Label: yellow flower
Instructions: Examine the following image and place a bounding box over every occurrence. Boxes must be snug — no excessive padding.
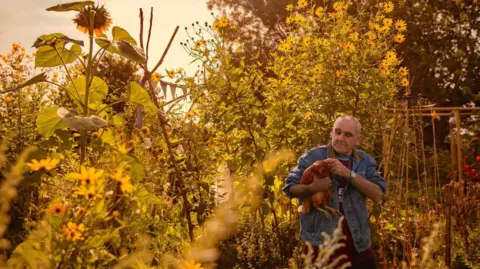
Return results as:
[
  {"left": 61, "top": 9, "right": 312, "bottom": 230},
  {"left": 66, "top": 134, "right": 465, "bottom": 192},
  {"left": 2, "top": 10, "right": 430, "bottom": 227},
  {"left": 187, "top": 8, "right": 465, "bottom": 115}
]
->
[
  {"left": 333, "top": 1, "right": 347, "bottom": 12},
  {"left": 70, "top": 166, "right": 104, "bottom": 186},
  {"left": 46, "top": 199, "right": 66, "bottom": 216},
  {"left": 185, "top": 111, "right": 195, "bottom": 119},
  {"left": 297, "top": 0, "right": 308, "bottom": 8},
  {"left": 349, "top": 32, "right": 359, "bottom": 42},
  {"left": 73, "top": 5, "right": 112, "bottom": 36},
  {"left": 151, "top": 73, "right": 161, "bottom": 83},
  {"left": 110, "top": 169, "right": 134, "bottom": 193},
  {"left": 141, "top": 126, "right": 151, "bottom": 135},
  {"left": 383, "top": 18, "right": 392, "bottom": 29},
  {"left": 336, "top": 69, "right": 346, "bottom": 78},
  {"left": 342, "top": 42, "right": 355, "bottom": 53},
  {"left": 112, "top": 210, "right": 120, "bottom": 218},
  {"left": 315, "top": 7, "right": 324, "bottom": 17},
  {"left": 383, "top": 1, "right": 394, "bottom": 13},
  {"left": 5, "top": 95, "right": 14, "bottom": 103},
  {"left": 167, "top": 69, "right": 176, "bottom": 79},
  {"left": 379, "top": 64, "right": 391, "bottom": 76},
  {"left": 294, "top": 14, "right": 305, "bottom": 24},
  {"left": 431, "top": 111, "right": 440, "bottom": 120},
  {"left": 74, "top": 185, "right": 103, "bottom": 200},
  {"left": 303, "top": 112, "right": 313, "bottom": 119},
  {"left": 399, "top": 66, "right": 409, "bottom": 77},
  {"left": 401, "top": 78, "right": 409, "bottom": 87},
  {"left": 212, "top": 17, "right": 229, "bottom": 30},
  {"left": 395, "top": 20, "right": 407, "bottom": 32},
  {"left": 393, "top": 34, "right": 405, "bottom": 43},
  {"left": 26, "top": 157, "right": 60, "bottom": 171},
  {"left": 385, "top": 50, "right": 397, "bottom": 64},
  {"left": 311, "top": 64, "right": 323, "bottom": 79},
  {"left": 286, "top": 4, "right": 294, "bottom": 11},
  {"left": 286, "top": 15, "right": 294, "bottom": 24},
  {"left": 180, "top": 260, "right": 204, "bottom": 269},
  {"left": 62, "top": 222, "right": 85, "bottom": 241}
]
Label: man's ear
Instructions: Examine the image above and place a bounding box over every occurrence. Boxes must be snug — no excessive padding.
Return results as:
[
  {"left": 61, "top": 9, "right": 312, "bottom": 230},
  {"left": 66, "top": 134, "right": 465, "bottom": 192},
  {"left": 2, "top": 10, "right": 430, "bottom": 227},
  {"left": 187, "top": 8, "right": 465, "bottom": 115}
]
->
[{"left": 356, "top": 134, "right": 362, "bottom": 146}]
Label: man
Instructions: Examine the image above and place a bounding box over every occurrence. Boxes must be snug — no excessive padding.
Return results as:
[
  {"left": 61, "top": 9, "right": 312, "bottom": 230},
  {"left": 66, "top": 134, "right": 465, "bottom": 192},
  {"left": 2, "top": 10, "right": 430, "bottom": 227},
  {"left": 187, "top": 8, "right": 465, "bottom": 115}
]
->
[{"left": 283, "top": 115, "right": 386, "bottom": 269}]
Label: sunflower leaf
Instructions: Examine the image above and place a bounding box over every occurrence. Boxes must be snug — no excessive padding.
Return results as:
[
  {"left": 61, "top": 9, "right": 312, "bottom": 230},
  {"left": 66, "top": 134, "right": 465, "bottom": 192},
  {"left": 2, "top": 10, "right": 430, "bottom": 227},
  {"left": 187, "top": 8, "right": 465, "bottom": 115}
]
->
[
  {"left": 66, "top": 76, "right": 108, "bottom": 109},
  {"left": 2, "top": 72, "right": 48, "bottom": 93},
  {"left": 33, "top": 33, "right": 84, "bottom": 48},
  {"left": 113, "top": 40, "right": 146, "bottom": 65},
  {"left": 46, "top": 1, "right": 94, "bottom": 12},
  {"left": 35, "top": 43, "right": 82, "bottom": 68},
  {"left": 127, "top": 82, "right": 156, "bottom": 114},
  {"left": 37, "top": 106, "right": 68, "bottom": 138},
  {"left": 112, "top": 26, "right": 137, "bottom": 45}
]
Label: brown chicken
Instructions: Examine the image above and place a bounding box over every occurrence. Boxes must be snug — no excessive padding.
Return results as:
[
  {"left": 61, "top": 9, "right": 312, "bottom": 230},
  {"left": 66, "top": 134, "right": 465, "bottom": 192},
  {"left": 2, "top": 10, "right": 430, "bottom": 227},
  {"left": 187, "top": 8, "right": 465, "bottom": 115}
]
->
[{"left": 298, "top": 160, "right": 340, "bottom": 220}]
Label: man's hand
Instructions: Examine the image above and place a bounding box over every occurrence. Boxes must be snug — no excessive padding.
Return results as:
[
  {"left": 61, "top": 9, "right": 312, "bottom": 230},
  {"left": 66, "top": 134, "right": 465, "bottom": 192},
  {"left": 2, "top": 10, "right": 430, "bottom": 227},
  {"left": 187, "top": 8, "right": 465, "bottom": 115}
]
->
[
  {"left": 324, "top": 158, "right": 351, "bottom": 178},
  {"left": 308, "top": 175, "right": 331, "bottom": 193}
]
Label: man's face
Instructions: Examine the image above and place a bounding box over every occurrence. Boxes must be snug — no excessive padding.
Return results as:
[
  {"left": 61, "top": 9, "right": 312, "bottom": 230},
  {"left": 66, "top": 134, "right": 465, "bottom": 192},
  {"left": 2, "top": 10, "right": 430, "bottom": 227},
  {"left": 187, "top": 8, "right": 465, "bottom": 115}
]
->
[{"left": 330, "top": 119, "right": 361, "bottom": 156}]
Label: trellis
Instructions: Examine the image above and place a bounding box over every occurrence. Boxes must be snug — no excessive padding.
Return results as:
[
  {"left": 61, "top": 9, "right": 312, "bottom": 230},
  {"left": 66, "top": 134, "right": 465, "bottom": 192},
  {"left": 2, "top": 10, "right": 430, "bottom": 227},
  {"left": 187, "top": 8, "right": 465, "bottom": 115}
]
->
[{"left": 382, "top": 96, "right": 480, "bottom": 268}]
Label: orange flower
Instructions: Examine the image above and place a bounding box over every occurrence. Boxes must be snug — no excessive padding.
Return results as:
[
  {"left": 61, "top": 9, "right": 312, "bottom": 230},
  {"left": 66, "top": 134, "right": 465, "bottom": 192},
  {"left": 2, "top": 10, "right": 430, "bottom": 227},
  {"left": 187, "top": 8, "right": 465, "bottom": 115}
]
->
[
  {"left": 61, "top": 222, "right": 85, "bottom": 241},
  {"left": 399, "top": 67, "right": 409, "bottom": 77},
  {"left": 393, "top": 34, "right": 405, "bottom": 43},
  {"left": 46, "top": 200, "right": 66, "bottom": 216},
  {"left": 401, "top": 78, "right": 409, "bottom": 87}
]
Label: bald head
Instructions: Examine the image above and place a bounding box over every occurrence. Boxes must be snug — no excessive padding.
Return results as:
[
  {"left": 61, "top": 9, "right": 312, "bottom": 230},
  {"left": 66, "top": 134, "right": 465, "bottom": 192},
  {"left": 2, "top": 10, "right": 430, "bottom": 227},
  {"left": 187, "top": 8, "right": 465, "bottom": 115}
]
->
[{"left": 334, "top": 115, "right": 361, "bottom": 135}]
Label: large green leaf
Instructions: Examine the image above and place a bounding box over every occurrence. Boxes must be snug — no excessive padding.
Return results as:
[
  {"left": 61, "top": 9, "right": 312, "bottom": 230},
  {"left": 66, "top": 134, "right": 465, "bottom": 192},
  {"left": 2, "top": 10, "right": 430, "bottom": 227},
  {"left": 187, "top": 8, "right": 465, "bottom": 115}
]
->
[
  {"left": 67, "top": 76, "right": 108, "bottom": 109},
  {"left": 128, "top": 82, "right": 156, "bottom": 114},
  {"left": 95, "top": 33, "right": 144, "bottom": 65},
  {"left": 32, "top": 33, "right": 84, "bottom": 48},
  {"left": 100, "top": 128, "right": 115, "bottom": 146},
  {"left": 112, "top": 26, "right": 137, "bottom": 45},
  {"left": 37, "top": 107, "right": 68, "bottom": 138},
  {"left": 46, "top": 1, "right": 94, "bottom": 12},
  {"left": 113, "top": 40, "right": 146, "bottom": 65},
  {"left": 35, "top": 44, "right": 82, "bottom": 68},
  {"left": 95, "top": 35, "right": 119, "bottom": 54}
]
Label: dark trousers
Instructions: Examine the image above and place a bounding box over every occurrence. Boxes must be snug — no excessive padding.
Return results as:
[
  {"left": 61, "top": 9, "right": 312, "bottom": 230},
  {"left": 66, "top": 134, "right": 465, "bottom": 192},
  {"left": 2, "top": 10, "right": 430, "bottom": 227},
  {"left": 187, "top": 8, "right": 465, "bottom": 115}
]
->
[{"left": 349, "top": 257, "right": 377, "bottom": 269}]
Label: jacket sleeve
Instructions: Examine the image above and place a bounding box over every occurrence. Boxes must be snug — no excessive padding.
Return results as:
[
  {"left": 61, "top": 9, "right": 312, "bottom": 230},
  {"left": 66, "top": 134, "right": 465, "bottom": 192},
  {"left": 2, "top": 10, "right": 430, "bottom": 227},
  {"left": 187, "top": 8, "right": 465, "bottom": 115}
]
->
[
  {"left": 365, "top": 155, "right": 387, "bottom": 193},
  {"left": 282, "top": 149, "right": 316, "bottom": 199}
]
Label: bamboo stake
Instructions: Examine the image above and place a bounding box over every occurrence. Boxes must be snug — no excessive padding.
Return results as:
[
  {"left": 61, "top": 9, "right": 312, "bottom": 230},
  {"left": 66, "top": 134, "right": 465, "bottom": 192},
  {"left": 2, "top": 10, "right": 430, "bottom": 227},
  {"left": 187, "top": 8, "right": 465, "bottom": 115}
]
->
[
  {"left": 454, "top": 110, "right": 463, "bottom": 182},
  {"left": 404, "top": 109, "right": 411, "bottom": 263}
]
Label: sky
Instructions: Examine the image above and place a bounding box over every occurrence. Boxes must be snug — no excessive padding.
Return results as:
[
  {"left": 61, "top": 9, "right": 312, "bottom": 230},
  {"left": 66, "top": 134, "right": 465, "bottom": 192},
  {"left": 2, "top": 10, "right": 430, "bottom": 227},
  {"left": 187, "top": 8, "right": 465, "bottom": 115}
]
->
[{"left": 0, "top": 0, "right": 214, "bottom": 76}]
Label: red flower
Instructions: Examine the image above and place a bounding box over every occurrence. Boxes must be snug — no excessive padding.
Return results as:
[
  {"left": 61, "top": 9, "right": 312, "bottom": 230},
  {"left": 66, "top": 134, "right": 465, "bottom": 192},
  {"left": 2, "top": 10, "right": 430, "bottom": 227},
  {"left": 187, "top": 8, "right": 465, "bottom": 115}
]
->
[
  {"left": 463, "top": 165, "right": 471, "bottom": 172},
  {"left": 476, "top": 155, "right": 480, "bottom": 162}
]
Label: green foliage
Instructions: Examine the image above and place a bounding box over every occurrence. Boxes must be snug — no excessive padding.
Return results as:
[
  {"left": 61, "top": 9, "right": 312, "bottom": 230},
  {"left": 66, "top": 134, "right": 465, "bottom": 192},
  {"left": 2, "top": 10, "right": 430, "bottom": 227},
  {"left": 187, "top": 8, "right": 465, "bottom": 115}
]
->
[
  {"left": 127, "top": 82, "right": 156, "bottom": 114},
  {"left": 36, "top": 106, "right": 68, "bottom": 138},
  {"left": 35, "top": 43, "right": 82, "bottom": 68}
]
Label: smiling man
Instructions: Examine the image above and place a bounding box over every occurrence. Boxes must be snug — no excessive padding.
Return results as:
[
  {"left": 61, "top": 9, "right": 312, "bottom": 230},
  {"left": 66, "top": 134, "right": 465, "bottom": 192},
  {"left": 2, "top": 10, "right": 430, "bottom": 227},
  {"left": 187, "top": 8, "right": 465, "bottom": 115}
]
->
[{"left": 283, "top": 115, "right": 386, "bottom": 269}]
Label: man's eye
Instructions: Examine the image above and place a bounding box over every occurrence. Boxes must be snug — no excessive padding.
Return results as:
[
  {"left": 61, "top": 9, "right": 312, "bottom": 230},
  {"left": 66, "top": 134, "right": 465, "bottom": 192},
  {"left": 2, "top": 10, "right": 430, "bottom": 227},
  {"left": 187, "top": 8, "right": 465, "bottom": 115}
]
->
[
  {"left": 346, "top": 134, "right": 352, "bottom": 137},
  {"left": 335, "top": 131, "right": 341, "bottom": 134}
]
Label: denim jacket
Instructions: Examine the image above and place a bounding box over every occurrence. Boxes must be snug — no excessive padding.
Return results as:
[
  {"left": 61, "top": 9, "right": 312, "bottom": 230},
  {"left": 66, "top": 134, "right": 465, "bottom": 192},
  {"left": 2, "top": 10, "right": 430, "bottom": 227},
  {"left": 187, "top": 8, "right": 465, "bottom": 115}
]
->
[{"left": 282, "top": 144, "right": 387, "bottom": 253}]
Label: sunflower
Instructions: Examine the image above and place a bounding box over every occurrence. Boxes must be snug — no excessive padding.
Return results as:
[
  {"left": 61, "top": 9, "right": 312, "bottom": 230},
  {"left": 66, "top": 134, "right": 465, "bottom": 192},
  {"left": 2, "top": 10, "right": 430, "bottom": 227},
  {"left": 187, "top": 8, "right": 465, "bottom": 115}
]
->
[
  {"left": 401, "top": 78, "right": 409, "bottom": 87},
  {"left": 73, "top": 5, "right": 112, "bottom": 36}
]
